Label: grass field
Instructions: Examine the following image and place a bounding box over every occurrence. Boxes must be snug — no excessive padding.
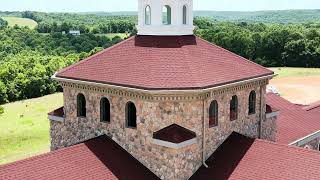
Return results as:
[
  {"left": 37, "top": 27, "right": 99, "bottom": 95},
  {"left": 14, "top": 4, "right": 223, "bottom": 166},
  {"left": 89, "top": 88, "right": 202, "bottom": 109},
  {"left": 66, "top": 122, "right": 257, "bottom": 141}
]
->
[
  {"left": 97, "top": 33, "right": 129, "bottom": 39},
  {"left": 269, "top": 67, "right": 320, "bottom": 104},
  {"left": 269, "top": 67, "right": 320, "bottom": 78},
  {"left": 1, "top": 17, "right": 38, "bottom": 29},
  {"left": 0, "top": 93, "right": 62, "bottom": 165}
]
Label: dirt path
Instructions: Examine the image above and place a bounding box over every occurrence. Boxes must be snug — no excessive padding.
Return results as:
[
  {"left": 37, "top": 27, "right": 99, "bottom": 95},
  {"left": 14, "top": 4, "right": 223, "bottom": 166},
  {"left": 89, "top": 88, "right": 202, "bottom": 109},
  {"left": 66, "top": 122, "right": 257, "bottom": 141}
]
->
[{"left": 270, "top": 76, "right": 320, "bottom": 105}]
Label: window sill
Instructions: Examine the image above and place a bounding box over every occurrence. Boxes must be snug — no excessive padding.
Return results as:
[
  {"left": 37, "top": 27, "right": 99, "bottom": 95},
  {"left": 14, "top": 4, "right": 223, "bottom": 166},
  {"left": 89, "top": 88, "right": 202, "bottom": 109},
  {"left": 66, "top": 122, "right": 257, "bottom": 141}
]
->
[
  {"left": 101, "top": 121, "right": 110, "bottom": 124},
  {"left": 209, "top": 125, "right": 218, "bottom": 128},
  {"left": 126, "top": 126, "right": 137, "bottom": 130}
]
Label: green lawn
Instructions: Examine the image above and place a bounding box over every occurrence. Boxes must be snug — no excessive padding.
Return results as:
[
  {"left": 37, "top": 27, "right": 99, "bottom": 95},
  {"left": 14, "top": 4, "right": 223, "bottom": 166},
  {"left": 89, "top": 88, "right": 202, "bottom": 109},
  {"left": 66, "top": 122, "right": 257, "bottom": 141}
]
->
[
  {"left": 1, "top": 17, "right": 38, "bottom": 29},
  {"left": 0, "top": 93, "right": 63, "bottom": 165},
  {"left": 269, "top": 67, "right": 320, "bottom": 78}
]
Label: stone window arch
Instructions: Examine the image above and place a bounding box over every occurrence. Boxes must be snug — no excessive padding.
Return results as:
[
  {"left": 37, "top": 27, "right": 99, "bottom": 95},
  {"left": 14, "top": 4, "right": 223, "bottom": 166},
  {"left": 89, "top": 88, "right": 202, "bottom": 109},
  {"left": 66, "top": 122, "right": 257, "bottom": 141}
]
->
[
  {"left": 183, "top": 5, "right": 187, "bottom": 25},
  {"left": 248, "top": 91, "right": 256, "bottom": 115},
  {"left": 145, "top": 5, "right": 151, "bottom": 25},
  {"left": 126, "top": 101, "right": 137, "bottom": 128},
  {"left": 162, "top": 5, "right": 172, "bottom": 25},
  {"left": 100, "top": 97, "right": 110, "bottom": 122},
  {"left": 230, "top": 95, "right": 238, "bottom": 121},
  {"left": 77, "top": 93, "right": 86, "bottom": 117},
  {"left": 209, "top": 100, "right": 218, "bottom": 127}
]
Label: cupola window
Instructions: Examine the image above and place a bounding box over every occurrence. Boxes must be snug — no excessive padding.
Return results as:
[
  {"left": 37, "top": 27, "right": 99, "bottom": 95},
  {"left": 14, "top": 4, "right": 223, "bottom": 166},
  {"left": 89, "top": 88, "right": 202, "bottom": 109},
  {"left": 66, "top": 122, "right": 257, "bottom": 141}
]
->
[
  {"left": 126, "top": 101, "right": 137, "bottom": 128},
  {"left": 183, "top": 5, "right": 187, "bottom": 25},
  {"left": 77, "top": 93, "right": 86, "bottom": 117},
  {"left": 162, "top": 5, "right": 172, "bottom": 25},
  {"left": 145, "top": 5, "right": 151, "bottom": 25},
  {"left": 230, "top": 95, "right": 238, "bottom": 121}
]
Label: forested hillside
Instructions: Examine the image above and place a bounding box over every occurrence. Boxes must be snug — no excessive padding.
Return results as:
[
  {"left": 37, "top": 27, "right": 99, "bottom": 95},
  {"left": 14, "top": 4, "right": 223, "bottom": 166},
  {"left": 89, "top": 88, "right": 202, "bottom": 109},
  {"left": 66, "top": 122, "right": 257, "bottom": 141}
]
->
[{"left": 0, "top": 25, "right": 123, "bottom": 104}]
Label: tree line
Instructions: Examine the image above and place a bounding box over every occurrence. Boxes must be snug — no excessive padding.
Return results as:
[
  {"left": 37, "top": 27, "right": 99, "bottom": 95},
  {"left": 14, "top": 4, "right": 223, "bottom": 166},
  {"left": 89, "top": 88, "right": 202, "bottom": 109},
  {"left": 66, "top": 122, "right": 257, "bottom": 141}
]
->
[
  {"left": 0, "top": 26, "right": 124, "bottom": 104},
  {"left": 194, "top": 18, "right": 320, "bottom": 67}
]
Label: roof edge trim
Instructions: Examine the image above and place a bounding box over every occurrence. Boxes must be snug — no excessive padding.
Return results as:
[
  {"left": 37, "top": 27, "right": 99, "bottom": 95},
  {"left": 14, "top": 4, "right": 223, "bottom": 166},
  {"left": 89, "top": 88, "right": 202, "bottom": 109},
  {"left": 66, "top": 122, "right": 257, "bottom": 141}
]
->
[
  {"left": 289, "top": 129, "right": 320, "bottom": 146},
  {"left": 51, "top": 73, "right": 275, "bottom": 95}
]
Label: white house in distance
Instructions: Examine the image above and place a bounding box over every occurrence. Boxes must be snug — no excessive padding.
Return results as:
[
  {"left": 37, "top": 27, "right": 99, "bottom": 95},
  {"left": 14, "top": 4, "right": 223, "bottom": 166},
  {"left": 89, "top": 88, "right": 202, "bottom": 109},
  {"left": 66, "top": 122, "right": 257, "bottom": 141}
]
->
[{"left": 1, "top": 0, "right": 320, "bottom": 179}]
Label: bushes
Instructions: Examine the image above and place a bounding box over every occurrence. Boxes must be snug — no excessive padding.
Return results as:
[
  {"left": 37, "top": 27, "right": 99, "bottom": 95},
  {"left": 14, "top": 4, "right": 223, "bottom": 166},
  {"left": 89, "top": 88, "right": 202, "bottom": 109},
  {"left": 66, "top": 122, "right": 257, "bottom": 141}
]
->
[{"left": 0, "top": 106, "right": 4, "bottom": 115}]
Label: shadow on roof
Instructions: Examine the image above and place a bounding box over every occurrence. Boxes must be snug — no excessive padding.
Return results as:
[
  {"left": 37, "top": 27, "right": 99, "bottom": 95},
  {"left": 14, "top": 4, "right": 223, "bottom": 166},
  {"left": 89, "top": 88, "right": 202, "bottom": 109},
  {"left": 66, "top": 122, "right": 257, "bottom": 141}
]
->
[
  {"left": 134, "top": 35, "right": 197, "bottom": 48},
  {"left": 190, "top": 132, "right": 255, "bottom": 180},
  {"left": 84, "top": 135, "right": 160, "bottom": 180}
]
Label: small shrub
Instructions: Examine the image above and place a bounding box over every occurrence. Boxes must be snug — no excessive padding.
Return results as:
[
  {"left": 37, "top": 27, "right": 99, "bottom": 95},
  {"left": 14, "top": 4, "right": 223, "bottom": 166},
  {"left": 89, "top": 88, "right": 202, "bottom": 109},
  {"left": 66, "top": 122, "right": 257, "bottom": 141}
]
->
[{"left": 0, "top": 106, "right": 4, "bottom": 115}]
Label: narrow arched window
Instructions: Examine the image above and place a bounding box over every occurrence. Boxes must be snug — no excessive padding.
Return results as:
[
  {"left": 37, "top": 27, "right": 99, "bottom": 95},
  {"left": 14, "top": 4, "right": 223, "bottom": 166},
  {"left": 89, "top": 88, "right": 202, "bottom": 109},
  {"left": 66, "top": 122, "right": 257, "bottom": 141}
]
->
[
  {"left": 162, "top": 5, "right": 172, "bottom": 25},
  {"left": 183, "top": 5, "right": 187, "bottom": 25},
  {"left": 100, "top": 97, "right": 110, "bottom": 122},
  {"left": 77, "top": 93, "right": 86, "bottom": 117},
  {"left": 230, "top": 95, "right": 238, "bottom": 121},
  {"left": 249, "top": 91, "right": 256, "bottom": 115},
  {"left": 145, "top": 5, "right": 151, "bottom": 25},
  {"left": 209, "top": 100, "right": 218, "bottom": 127},
  {"left": 126, "top": 101, "right": 137, "bottom": 128}
]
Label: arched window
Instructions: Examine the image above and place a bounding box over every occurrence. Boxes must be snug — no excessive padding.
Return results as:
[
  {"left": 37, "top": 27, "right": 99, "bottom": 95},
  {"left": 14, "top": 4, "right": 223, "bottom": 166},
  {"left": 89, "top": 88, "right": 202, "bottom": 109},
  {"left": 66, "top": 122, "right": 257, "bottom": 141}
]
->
[
  {"left": 126, "top": 101, "right": 137, "bottom": 128},
  {"left": 230, "top": 95, "right": 238, "bottom": 121},
  {"left": 183, "top": 5, "right": 187, "bottom": 25},
  {"left": 77, "top": 93, "right": 86, "bottom": 117},
  {"left": 100, "top": 97, "right": 110, "bottom": 122},
  {"left": 162, "top": 5, "right": 172, "bottom": 25},
  {"left": 209, "top": 100, "right": 218, "bottom": 127},
  {"left": 145, "top": 5, "right": 151, "bottom": 25},
  {"left": 248, "top": 91, "right": 256, "bottom": 115}
]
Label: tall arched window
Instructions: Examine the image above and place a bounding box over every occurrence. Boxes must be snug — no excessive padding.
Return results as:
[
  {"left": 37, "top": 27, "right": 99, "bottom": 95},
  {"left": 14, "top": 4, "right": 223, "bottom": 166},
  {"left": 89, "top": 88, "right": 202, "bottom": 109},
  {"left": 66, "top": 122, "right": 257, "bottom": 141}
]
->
[
  {"left": 126, "top": 101, "right": 137, "bottom": 128},
  {"left": 162, "top": 5, "right": 172, "bottom": 25},
  {"left": 100, "top": 97, "right": 110, "bottom": 122},
  {"left": 77, "top": 93, "right": 86, "bottom": 117},
  {"left": 183, "top": 5, "right": 187, "bottom": 25},
  {"left": 248, "top": 91, "right": 256, "bottom": 115},
  {"left": 230, "top": 95, "right": 238, "bottom": 121},
  {"left": 209, "top": 100, "right": 218, "bottom": 127},
  {"left": 145, "top": 5, "right": 151, "bottom": 25}
]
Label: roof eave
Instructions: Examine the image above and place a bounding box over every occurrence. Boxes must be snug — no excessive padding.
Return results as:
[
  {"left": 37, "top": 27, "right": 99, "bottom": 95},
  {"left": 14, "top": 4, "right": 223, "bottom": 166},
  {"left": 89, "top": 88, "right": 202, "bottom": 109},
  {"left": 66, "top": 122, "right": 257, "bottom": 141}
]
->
[{"left": 52, "top": 72, "right": 275, "bottom": 95}]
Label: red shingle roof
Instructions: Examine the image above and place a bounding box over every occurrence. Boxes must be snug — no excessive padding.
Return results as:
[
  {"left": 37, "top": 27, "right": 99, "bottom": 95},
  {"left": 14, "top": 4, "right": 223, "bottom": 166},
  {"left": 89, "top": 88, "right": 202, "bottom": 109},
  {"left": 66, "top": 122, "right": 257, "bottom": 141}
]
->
[
  {"left": 266, "top": 93, "right": 320, "bottom": 144},
  {"left": 153, "top": 124, "right": 196, "bottom": 143},
  {"left": 0, "top": 135, "right": 159, "bottom": 180},
  {"left": 48, "top": 106, "right": 64, "bottom": 117},
  {"left": 56, "top": 35, "right": 273, "bottom": 90},
  {"left": 191, "top": 132, "right": 320, "bottom": 180}
]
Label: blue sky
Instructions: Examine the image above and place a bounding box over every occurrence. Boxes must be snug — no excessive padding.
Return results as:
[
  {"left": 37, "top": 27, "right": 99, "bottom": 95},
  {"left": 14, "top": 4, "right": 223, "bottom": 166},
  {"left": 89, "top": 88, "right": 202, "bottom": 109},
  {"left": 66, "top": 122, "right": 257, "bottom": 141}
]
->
[{"left": 1, "top": 0, "right": 320, "bottom": 12}]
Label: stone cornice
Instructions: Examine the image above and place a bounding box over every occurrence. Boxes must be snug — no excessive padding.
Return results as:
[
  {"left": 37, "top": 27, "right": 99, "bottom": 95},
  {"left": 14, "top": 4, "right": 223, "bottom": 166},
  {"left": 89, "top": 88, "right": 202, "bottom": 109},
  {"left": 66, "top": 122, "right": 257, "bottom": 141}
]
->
[{"left": 58, "top": 78, "right": 269, "bottom": 101}]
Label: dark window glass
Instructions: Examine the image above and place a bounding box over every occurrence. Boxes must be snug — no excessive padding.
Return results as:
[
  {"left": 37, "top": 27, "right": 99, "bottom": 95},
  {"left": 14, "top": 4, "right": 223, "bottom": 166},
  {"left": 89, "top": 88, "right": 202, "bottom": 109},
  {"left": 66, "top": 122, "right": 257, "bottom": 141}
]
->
[
  {"left": 230, "top": 95, "right": 238, "bottom": 121},
  {"left": 100, "top": 97, "right": 110, "bottom": 122},
  {"left": 77, "top": 93, "right": 86, "bottom": 117},
  {"left": 126, "top": 102, "right": 137, "bottom": 128},
  {"left": 249, "top": 91, "right": 256, "bottom": 115},
  {"left": 209, "top": 100, "right": 218, "bottom": 127}
]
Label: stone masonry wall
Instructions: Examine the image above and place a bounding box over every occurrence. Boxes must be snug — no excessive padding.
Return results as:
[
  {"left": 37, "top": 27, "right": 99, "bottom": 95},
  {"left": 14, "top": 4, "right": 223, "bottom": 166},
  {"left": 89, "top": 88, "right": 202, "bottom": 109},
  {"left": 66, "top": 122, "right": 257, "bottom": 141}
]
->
[
  {"left": 50, "top": 81, "right": 272, "bottom": 180},
  {"left": 262, "top": 113, "right": 277, "bottom": 142}
]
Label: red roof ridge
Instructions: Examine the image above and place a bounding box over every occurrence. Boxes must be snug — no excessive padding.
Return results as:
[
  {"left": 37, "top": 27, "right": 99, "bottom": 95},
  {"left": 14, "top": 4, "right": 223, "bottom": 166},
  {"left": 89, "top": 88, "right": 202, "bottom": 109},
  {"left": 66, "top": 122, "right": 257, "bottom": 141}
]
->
[
  {"left": 195, "top": 36, "right": 274, "bottom": 75},
  {"left": 0, "top": 141, "right": 85, "bottom": 169},
  {"left": 256, "top": 135, "right": 320, "bottom": 155},
  {"left": 57, "top": 36, "right": 135, "bottom": 75},
  {"left": 303, "top": 100, "right": 320, "bottom": 111}
]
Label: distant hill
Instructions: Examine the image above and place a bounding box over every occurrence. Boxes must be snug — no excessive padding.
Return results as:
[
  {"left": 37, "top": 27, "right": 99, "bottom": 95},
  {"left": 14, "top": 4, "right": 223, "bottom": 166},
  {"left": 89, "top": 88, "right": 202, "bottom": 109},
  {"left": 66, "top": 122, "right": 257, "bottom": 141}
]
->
[
  {"left": 1, "top": 17, "right": 38, "bottom": 29},
  {"left": 81, "top": 9, "right": 320, "bottom": 24}
]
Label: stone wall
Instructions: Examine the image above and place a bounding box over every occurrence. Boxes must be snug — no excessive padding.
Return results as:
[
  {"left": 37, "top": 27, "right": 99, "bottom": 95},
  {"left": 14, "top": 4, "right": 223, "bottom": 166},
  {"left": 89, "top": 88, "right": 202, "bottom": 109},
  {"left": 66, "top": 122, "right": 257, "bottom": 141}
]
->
[
  {"left": 299, "top": 137, "right": 320, "bottom": 150},
  {"left": 50, "top": 80, "right": 271, "bottom": 180},
  {"left": 261, "top": 112, "right": 278, "bottom": 142}
]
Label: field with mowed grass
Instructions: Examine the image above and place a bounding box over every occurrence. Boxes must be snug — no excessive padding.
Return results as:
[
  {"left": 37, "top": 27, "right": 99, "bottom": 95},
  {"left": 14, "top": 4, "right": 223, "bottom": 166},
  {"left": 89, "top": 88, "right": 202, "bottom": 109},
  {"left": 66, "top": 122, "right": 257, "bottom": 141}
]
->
[
  {"left": 269, "top": 68, "right": 320, "bottom": 104},
  {"left": 1, "top": 17, "right": 38, "bottom": 29},
  {"left": 0, "top": 93, "right": 63, "bottom": 165}
]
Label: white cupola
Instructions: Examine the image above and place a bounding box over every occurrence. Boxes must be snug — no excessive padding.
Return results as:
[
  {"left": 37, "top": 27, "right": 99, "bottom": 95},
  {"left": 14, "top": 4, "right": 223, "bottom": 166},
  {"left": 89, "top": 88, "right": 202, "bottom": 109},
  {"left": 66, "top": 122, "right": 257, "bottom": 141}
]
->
[{"left": 137, "top": 0, "right": 195, "bottom": 36}]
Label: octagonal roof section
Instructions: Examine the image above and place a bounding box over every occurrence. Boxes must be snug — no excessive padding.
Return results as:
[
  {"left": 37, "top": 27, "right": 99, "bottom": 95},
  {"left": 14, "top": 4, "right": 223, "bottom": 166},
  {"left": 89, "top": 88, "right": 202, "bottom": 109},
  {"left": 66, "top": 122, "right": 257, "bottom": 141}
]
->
[{"left": 55, "top": 35, "right": 274, "bottom": 90}]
